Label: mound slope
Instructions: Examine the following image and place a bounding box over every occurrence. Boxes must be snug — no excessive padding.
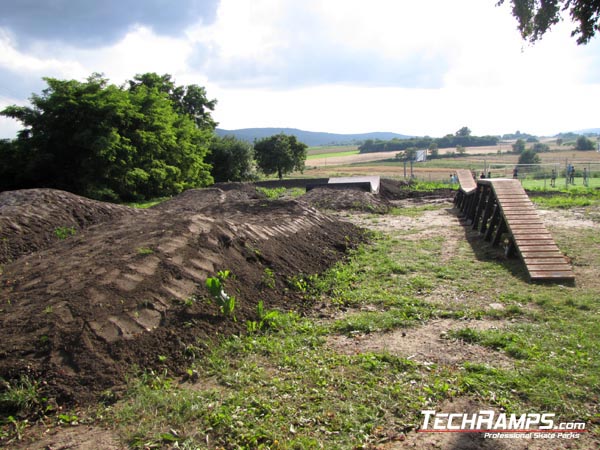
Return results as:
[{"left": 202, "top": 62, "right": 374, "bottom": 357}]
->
[
  {"left": 0, "top": 186, "right": 364, "bottom": 406},
  {"left": 0, "top": 189, "right": 143, "bottom": 265}
]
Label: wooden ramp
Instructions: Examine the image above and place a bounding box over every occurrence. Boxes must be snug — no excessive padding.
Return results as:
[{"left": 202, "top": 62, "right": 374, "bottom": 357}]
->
[
  {"left": 455, "top": 176, "right": 574, "bottom": 282},
  {"left": 453, "top": 169, "right": 477, "bottom": 215}
]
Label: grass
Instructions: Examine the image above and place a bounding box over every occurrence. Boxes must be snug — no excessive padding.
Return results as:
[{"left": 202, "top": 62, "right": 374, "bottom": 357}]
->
[
  {"left": 307, "top": 145, "right": 359, "bottom": 156},
  {"left": 126, "top": 197, "right": 170, "bottom": 209},
  {"left": 307, "top": 150, "right": 360, "bottom": 160},
  {"left": 256, "top": 186, "right": 305, "bottom": 200},
  {"left": 53, "top": 226, "right": 76, "bottom": 240},
  {"left": 527, "top": 185, "right": 600, "bottom": 209}
]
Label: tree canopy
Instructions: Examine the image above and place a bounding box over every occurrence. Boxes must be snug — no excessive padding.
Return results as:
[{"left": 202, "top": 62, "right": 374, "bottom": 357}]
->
[
  {"left": 498, "top": 0, "right": 600, "bottom": 44},
  {"left": 359, "top": 132, "right": 498, "bottom": 154},
  {"left": 254, "top": 133, "right": 307, "bottom": 180},
  {"left": 575, "top": 135, "right": 596, "bottom": 150},
  {"left": 0, "top": 73, "right": 216, "bottom": 201},
  {"left": 518, "top": 148, "right": 541, "bottom": 165},
  {"left": 207, "top": 135, "right": 256, "bottom": 182}
]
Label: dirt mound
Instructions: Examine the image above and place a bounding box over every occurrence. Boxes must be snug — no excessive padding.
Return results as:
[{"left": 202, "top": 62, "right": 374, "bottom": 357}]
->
[
  {"left": 0, "top": 187, "right": 364, "bottom": 408},
  {"left": 379, "top": 178, "right": 455, "bottom": 201},
  {"left": 0, "top": 189, "right": 142, "bottom": 265},
  {"left": 300, "top": 186, "right": 391, "bottom": 213}
]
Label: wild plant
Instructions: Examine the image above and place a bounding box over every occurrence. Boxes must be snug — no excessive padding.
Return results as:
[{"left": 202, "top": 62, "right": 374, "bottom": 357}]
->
[
  {"left": 206, "top": 270, "right": 236, "bottom": 320},
  {"left": 53, "top": 226, "right": 76, "bottom": 240},
  {"left": 246, "top": 300, "right": 281, "bottom": 333}
]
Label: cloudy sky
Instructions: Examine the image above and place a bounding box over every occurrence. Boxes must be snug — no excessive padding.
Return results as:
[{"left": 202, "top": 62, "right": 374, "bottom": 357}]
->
[{"left": 1, "top": 0, "right": 599, "bottom": 139}]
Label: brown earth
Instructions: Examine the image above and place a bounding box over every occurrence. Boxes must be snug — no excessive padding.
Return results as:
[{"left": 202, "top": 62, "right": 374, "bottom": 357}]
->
[
  {"left": 298, "top": 179, "right": 455, "bottom": 214},
  {"left": 0, "top": 184, "right": 367, "bottom": 410}
]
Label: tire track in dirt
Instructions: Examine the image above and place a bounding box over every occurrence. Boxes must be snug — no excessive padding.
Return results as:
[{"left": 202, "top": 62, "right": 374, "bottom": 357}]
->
[{"left": 0, "top": 186, "right": 364, "bottom": 405}]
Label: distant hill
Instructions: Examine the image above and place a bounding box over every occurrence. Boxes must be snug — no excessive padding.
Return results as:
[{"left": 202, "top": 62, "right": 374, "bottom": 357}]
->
[
  {"left": 572, "top": 128, "right": 600, "bottom": 135},
  {"left": 215, "top": 127, "right": 412, "bottom": 147}
]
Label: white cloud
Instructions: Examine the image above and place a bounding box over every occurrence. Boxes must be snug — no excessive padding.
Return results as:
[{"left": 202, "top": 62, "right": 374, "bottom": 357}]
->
[
  {"left": 0, "top": 29, "right": 87, "bottom": 80},
  {"left": 1, "top": 0, "right": 600, "bottom": 139}
]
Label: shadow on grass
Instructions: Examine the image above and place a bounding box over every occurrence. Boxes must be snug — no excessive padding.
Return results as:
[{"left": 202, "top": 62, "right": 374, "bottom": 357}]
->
[{"left": 446, "top": 207, "right": 530, "bottom": 283}]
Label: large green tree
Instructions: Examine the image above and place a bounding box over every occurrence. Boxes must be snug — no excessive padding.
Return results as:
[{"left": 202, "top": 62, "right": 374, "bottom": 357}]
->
[
  {"left": 518, "top": 148, "right": 541, "bottom": 165},
  {"left": 254, "top": 134, "right": 307, "bottom": 180},
  {"left": 207, "top": 135, "right": 255, "bottom": 182},
  {"left": 575, "top": 135, "right": 596, "bottom": 150},
  {"left": 498, "top": 0, "right": 600, "bottom": 44},
  {"left": 0, "top": 73, "right": 216, "bottom": 200}
]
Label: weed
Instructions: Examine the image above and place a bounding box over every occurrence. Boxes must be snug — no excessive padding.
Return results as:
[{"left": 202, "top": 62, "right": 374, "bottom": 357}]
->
[
  {"left": 136, "top": 247, "right": 154, "bottom": 255},
  {"left": 57, "top": 413, "right": 79, "bottom": 425},
  {"left": 126, "top": 197, "right": 170, "bottom": 209},
  {"left": 261, "top": 267, "right": 276, "bottom": 289},
  {"left": 4, "top": 416, "right": 28, "bottom": 441},
  {"left": 206, "top": 270, "right": 236, "bottom": 320},
  {"left": 256, "top": 186, "right": 287, "bottom": 199},
  {"left": 0, "top": 376, "right": 44, "bottom": 417},
  {"left": 53, "top": 226, "right": 76, "bottom": 240},
  {"left": 246, "top": 300, "right": 283, "bottom": 333}
]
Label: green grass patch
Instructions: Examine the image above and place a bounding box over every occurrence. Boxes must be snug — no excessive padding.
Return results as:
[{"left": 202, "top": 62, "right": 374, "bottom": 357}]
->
[
  {"left": 126, "top": 197, "right": 170, "bottom": 209},
  {"left": 109, "top": 317, "right": 458, "bottom": 449},
  {"left": 307, "top": 150, "right": 360, "bottom": 160},
  {"left": 528, "top": 186, "right": 600, "bottom": 209},
  {"left": 307, "top": 145, "right": 359, "bottom": 156},
  {"left": 256, "top": 186, "right": 305, "bottom": 199},
  {"left": 53, "top": 226, "right": 76, "bottom": 240}
]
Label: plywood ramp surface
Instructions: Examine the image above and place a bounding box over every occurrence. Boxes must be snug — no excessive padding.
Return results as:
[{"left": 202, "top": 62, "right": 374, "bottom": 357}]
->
[{"left": 489, "top": 179, "right": 574, "bottom": 282}]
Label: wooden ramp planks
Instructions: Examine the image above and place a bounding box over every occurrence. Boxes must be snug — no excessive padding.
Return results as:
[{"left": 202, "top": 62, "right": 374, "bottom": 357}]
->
[
  {"left": 455, "top": 169, "right": 477, "bottom": 194},
  {"left": 488, "top": 179, "right": 574, "bottom": 282},
  {"left": 454, "top": 175, "right": 574, "bottom": 283},
  {"left": 453, "top": 170, "right": 478, "bottom": 215}
]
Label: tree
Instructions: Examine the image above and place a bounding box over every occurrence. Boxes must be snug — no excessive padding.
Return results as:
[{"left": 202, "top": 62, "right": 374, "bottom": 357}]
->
[
  {"left": 518, "top": 149, "right": 541, "bottom": 165},
  {"left": 128, "top": 73, "right": 217, "bottom": 130},
  {"left": 207, "top": 135, "right": 255, "bottom": 182},
  {"left": 456, "top": 145, "right": 466, "bottom": 155},
  {"left": 575, "top": 135, "right": 595, "bottom": 150},
  {"left": 532, "top": 142, "right": 550, "bottom": 152},
  {"left": 428, "top": 142, "right": 439, "bottom": 158},
  {"left": 497, "top": 0, "right": 600, "bottom": 44},
  {"left": 395, "top": 147, "right": 417, "bottom": 161},
  {"left": 1, "top": 73, "right": 216, "bottom": 200},
  {"left": 456, "top": 126, "right": 471, "bottom": 137},
  {"left": 512, "top": 139, "right": 526, "bottom": 154},
  {"left": 254, "top": 134, "right": 307, "bottom": 180}
]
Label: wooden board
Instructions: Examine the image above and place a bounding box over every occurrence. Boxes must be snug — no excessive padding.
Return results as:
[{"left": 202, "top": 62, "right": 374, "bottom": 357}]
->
[
  {"left": 482, "top": 179, "right": 575, "bottom": 282},
  {"left": 456, "top": 169, "right": 477, "bottom": 193}
]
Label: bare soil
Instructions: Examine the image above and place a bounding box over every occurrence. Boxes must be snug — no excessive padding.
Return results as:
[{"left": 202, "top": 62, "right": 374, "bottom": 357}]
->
[{"left": 0, "top": 185, "right": 366, "bottom": 409}]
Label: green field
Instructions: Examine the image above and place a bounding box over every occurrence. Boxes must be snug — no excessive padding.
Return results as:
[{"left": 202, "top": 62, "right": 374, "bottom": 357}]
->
[
  {"left": 306, "top": 150, "right": 360, "bottom": 160},
  {"left": 307, "top": 145, "right": 359, "bottom": 157}
]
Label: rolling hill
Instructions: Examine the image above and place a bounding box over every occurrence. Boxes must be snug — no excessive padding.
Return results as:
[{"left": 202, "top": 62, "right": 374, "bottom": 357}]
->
[{"left": 215, "top": 127, "right": 412, "bottom": 147}]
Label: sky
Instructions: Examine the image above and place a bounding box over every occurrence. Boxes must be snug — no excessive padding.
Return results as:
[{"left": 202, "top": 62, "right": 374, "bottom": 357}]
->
[{"left": 1, "top": 0, "right": 600, "bottom": 139}]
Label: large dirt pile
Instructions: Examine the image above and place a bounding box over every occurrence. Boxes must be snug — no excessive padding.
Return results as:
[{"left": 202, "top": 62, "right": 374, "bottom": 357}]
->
[
  {"left": 0, "top": 189, "right": 143, "bottom": 265},
  {"left": 301, "top": 187, "right": 392, "bottom": 213},
  {"left": 0, "top": 186, "right": 364, "bottom": 407}
]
